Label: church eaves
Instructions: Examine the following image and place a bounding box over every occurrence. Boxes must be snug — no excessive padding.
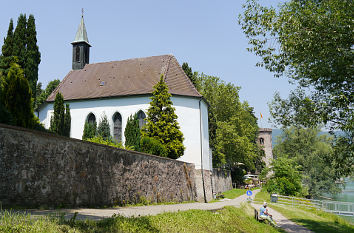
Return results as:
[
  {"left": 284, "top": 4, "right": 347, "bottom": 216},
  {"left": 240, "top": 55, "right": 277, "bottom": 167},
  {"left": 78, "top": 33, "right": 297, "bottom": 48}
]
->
[{"left": 72, "top": 15, "right": 90, "bottom": 45}]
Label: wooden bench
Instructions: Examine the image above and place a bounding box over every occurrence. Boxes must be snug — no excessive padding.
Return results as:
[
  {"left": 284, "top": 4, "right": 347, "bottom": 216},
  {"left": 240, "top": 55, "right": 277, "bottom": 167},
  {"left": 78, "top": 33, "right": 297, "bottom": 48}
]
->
[{"left": 254, "top": 209, "right": 265, "bottom": 223}]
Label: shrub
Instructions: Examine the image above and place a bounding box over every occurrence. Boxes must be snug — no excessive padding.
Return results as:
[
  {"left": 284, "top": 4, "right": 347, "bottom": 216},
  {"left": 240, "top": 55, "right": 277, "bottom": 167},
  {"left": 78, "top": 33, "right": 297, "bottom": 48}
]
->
[{"left": 140, "top": 136, "right": 168, "bottom": 157}]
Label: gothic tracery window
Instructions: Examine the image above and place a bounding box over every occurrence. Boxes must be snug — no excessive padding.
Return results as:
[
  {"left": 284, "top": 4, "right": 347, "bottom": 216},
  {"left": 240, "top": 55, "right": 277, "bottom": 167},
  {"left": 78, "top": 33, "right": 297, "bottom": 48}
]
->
[
  {"left": 87, "top": 113, "right": 96, "bottom": 125},
  {"left": 113, "top": 112, "right": 122, "bottom": 142},
  {"left": 137, "top": 110, "right": 146, "bottom": 129}
]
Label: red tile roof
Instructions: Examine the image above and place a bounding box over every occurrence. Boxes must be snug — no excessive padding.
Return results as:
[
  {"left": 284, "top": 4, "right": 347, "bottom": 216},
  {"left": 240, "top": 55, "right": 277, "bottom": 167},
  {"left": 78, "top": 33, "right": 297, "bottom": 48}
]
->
[{"left": 47, "top": 55, "right": 201, "bottom": 102}]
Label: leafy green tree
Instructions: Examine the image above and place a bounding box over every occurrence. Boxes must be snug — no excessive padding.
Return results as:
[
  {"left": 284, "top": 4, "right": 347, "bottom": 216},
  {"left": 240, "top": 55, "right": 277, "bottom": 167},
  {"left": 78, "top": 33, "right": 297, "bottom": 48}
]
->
[
  {"left": 35, "top": 79, "right": 60, "bottom": 112},
  {"left": 182, "top": 62, "right": 197, "bottom": 87},
  {"left": 142, "top": 75, "right": 185, "bottom": 159},
  {"left": 272, "top": 127, "right": 342, "bottom": 197},
  {"left": 64, "top": 104, "right": 71, "bottom": 137},
  {"left": 124, "top": 114, "right": 141, "bottom": 151},
  {"left": 239, "top": 0, "right": 353, "bottom": 133},
  {"left": 25, "top": 15, "right": 41, "bottom": 101},
  {"left": 82, "top": 121, "right": 96, "bottom": 140},
  {"left": 97, "top": 113, "right": 111, "bottom": 141},
  {"left": 0, "top": 62, "right": 34, "bottom": 128},
  {"left": 195, "top": 74, "right": 261, "bottom": 173},
  {"left": 266, "top": 156, "right": 302, "bottom": 196}
]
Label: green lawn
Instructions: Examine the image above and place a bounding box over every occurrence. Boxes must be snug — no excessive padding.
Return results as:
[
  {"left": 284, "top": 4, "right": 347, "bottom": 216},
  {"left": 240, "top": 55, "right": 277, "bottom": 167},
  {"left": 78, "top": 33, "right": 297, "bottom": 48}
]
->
[
  {"left": 254, "top": 190, "right": 354, "bottom": 233},
  {"left": 0, "top": 204, "right": 283, "bottom": 233}
]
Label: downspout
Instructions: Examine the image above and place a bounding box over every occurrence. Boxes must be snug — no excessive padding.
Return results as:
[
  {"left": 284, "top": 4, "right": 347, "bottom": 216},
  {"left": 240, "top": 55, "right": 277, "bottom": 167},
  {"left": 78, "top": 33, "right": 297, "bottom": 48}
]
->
[{"left": 199, "top": 98, "right": 207, "bottom": 203}]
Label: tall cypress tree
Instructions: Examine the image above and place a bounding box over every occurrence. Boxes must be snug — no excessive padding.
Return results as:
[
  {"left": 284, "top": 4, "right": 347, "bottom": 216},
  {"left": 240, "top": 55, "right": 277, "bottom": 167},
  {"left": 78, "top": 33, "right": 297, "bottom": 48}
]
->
[
  {"left": 64, "top": 104, "right": 71, "bottom": 137},
  {"left": 25, "top": 15, "right": 41, "bottom": 100},
  {"left": 124, "top": 114, "right": 141, "bottom": 151},
  {"left": 0, "top": 19, "right": 15, "bottom": 75},
  {"left": 12, "top": 14, "right": 27, "bottom": 69},
  {"left": 50, "top": 92, "right": 65, "bottom": 136},
  {"left": 142, "top": 75, "right": 185, "bottom": 159},
  {"left": 2, "top": 19, "right": 14, "bottom": 57}
]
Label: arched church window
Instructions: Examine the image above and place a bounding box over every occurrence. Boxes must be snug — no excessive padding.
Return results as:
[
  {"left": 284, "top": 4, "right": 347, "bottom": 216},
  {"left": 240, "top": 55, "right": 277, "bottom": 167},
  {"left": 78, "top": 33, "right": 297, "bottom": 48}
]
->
[
  {"left": 75, "top": 46, "right": 80, "bottom": 62},
  {"left": 259, "top": 137, "right": 264, "bottom": 145},
  {"left": 137, "top": 110, "right": 146, "bottom": 129},
  {"left": 113, "top": 112, "right": 122, "bottom": 142},
  {"left": 87, "top": 113, "right": 96, "bottom": 125}
]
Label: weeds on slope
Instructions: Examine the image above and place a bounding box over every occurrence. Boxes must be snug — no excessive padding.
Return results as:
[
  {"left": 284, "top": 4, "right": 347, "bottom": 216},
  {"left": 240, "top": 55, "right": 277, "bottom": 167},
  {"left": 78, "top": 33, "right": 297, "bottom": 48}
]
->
[{"left": 0, "top": 204, "right": 282, "bottom": 233}]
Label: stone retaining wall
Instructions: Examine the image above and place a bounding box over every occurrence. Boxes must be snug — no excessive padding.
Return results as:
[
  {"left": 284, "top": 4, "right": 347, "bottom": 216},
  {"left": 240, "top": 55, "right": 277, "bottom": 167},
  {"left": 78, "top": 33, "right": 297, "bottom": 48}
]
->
[
  {"left": 0, "top": 124, "right": 197, "bottom": 207},
  {"left": 212, "top": 168, "right": 232, "bottom": 194}
]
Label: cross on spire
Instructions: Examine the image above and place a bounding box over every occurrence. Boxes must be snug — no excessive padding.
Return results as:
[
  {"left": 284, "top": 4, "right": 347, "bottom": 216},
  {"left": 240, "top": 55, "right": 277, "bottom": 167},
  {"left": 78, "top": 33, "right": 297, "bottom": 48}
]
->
[{"left": 82, "top": 8, "right": 84, "bottom": 17}]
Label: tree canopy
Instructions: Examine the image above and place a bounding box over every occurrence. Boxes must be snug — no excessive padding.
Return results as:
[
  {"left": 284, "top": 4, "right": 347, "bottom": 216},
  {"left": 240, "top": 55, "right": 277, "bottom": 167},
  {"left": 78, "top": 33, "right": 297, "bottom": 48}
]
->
[
  {"left": 270, "top": 127, "right": 342, "bottom": 198},
  {"left": 239, "top": 0, "right": 353, "bottom": 134},
  {"left": 194, "top": 73, "right": 262, "bottom": 175},
  {"left": 124, "top": 114, "right": 141, "bottom": 151},
  {"left": 50, "top": 92, "right": 70, "bottom": 137}
]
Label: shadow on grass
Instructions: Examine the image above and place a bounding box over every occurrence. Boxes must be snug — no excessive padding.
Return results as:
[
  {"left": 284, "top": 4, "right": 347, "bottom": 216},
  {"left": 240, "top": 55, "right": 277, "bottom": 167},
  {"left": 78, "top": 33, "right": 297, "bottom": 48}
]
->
[
  {"left": 291, "top": 218, "right": 354, "bottom": 233},
  {"left": 62, "top": 214, "right": 160, "bottom": 233}
]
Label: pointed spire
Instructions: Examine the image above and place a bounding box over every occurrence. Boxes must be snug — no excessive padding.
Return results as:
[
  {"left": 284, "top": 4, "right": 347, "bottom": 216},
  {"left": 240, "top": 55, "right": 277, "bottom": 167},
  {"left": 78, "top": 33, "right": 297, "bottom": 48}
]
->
[{"left": 72, "top": 9, "right": 90, "bottom": 46}]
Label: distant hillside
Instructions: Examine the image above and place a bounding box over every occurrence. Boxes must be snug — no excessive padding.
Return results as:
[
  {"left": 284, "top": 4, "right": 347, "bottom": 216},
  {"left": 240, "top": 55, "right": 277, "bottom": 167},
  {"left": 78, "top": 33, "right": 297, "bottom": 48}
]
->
[
  {"left": 271, "top": 128, "right": 282, "bottom": 146},
  {"left": 271, "top": 128, "right": 344, "bottom": 146}
]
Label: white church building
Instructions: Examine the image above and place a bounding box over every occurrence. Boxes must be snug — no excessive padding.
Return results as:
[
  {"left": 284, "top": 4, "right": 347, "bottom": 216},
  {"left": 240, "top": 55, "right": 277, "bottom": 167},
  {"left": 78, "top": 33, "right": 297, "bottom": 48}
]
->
[{"left": 38, "top": 15, "right": 212, "bottom": 181}]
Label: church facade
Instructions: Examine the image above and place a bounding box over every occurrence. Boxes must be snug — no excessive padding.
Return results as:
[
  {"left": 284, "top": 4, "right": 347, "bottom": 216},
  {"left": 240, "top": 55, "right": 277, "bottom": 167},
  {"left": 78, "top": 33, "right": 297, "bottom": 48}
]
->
[{"left": 38, "top": 15, "right": 212, "bottom": 179}]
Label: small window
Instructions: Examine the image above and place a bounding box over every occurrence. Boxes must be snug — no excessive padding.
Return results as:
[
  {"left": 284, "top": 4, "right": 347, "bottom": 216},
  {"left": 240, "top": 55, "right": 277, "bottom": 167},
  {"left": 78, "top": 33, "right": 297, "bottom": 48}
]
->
[
  {"left": 113, "top": 112, "right": 122, "bottom": 142},
  {"left": 137, "top": 110, "right": 146, "bottom": 128},
  {"left": 87, "top": 113, "right": 96, "bottom": 124},
  {"left": 75, "top": 46, "right": 80, "bottom": 62},
  {"left": 259, "top": 137, "right": 265, "bottom": 145}
]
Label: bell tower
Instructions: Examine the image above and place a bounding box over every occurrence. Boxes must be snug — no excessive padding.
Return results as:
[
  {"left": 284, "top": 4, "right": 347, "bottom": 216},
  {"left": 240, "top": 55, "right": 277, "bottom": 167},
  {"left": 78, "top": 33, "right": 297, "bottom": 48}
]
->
[{"left": 71, "top": 10, "right": 91, "bottom": 70}]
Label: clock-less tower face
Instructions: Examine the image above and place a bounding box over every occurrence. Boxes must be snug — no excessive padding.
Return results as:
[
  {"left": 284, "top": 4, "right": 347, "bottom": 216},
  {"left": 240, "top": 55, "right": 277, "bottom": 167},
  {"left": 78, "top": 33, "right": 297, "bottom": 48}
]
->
[
  {"left": 71, "top": 14, "right": 91, "bottom": 70},
  {"left": 72, "top": 42, "right": 90, "bottom": 70}
]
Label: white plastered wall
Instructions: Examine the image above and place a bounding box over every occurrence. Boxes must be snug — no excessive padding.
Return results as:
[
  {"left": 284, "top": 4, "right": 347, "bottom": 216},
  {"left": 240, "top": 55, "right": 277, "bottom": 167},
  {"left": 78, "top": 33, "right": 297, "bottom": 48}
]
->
[{"left": 38, "top": 95, "right": 211, "bottom": 170}]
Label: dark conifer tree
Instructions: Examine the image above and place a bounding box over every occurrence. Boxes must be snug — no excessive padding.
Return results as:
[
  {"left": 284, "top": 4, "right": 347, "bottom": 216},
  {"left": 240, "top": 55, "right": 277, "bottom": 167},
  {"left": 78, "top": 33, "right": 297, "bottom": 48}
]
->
[
  {"left": 124, "top": 114, "right": 141, "bottom": 151},
  {"left": 182, "top": 62, "right": 197, "bottom": 87},
  {"left": 25, "top": 15, "right": 41, "bottom": 100},
  {"left": 64, "top": 104, "right": 71, "bottom": 137},
  {"left": 142, "top": 75, "right": 185, "bottom": 159},
  {"left": 97, "top": 114, "right": 111, "bottom": 141},
  {"left": 12, "top": 14, "right": 27, "bottom": 69},
  {"left": 50, "top": 92, "right": 65, "bottom": 136},
  {"left": 82, "top": 121, "right": 96, "bottom": 140},
  {"left": 0, "top": 62, "right": 34, "bottom": 128},
  {"left": 0, "top": 19, "right": 15, "bottom": 75}
]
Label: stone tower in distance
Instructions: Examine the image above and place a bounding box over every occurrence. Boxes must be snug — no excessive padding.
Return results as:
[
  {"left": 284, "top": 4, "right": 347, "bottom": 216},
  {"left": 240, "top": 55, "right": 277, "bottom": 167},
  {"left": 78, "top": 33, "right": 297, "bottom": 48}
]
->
[
  {"left": 258, "top": 128, "right": 273, "bottom": 167},
  {"left": 71, "top": 11, "right": 91, "bottom": 70}
]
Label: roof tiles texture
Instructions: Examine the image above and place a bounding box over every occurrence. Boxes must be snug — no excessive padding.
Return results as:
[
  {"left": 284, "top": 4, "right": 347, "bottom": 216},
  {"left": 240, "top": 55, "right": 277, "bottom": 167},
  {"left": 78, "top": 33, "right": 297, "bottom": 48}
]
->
[{"left": 47, "top": 55, "right": 201, "bottom": 102}]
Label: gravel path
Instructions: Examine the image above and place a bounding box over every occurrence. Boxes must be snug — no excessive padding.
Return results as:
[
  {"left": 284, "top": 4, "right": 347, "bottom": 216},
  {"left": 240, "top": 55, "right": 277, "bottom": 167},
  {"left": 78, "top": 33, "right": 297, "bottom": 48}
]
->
[
  {"left": 24, "top": 189, "right": 313, "bottom": 233},
  {"left": 252, "top": 203, "right": 313, "bottom": 233}
]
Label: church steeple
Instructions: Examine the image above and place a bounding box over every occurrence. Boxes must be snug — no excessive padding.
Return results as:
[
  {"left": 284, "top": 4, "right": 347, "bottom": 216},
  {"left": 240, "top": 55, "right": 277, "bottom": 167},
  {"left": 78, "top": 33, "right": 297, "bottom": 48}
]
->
[{"left": 71, "top": 10, "right": 91, "bottom": 70}]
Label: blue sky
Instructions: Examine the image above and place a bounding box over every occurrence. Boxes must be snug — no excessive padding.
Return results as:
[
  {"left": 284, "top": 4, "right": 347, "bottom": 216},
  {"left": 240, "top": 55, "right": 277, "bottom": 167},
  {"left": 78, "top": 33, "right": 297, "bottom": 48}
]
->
[{"left": 0, "top": 0, "right": 293, "bottom": 128}]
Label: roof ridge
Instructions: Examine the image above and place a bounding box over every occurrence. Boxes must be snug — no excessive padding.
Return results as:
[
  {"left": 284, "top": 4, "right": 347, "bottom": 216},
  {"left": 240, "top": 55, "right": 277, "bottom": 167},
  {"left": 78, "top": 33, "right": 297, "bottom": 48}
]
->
[
  {"left": 86, "top": 54, "right": 172, "bottom": 66},
  {"left": 169, "top": 56, "right": 202, "bottom": 97},
  {"left": 163, "top": 55, "right": 173, "bottom": 81}
]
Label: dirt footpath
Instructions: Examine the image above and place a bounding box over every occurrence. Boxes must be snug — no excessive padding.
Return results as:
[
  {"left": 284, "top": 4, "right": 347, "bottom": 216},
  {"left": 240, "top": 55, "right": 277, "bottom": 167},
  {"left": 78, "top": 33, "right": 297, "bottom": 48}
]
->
[{"left": 24, "top": 189, "right": 312, "bottom": 233}]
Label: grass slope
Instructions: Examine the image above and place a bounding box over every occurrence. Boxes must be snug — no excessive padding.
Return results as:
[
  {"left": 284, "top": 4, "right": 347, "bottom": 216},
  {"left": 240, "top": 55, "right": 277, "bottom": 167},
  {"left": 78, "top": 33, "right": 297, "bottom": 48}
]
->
[
  {"left": 254, "top": 190, "right": 354, "bottom": 233},
  {"left": 0, "top": 205, "right": 282, "bottom": 233}
]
